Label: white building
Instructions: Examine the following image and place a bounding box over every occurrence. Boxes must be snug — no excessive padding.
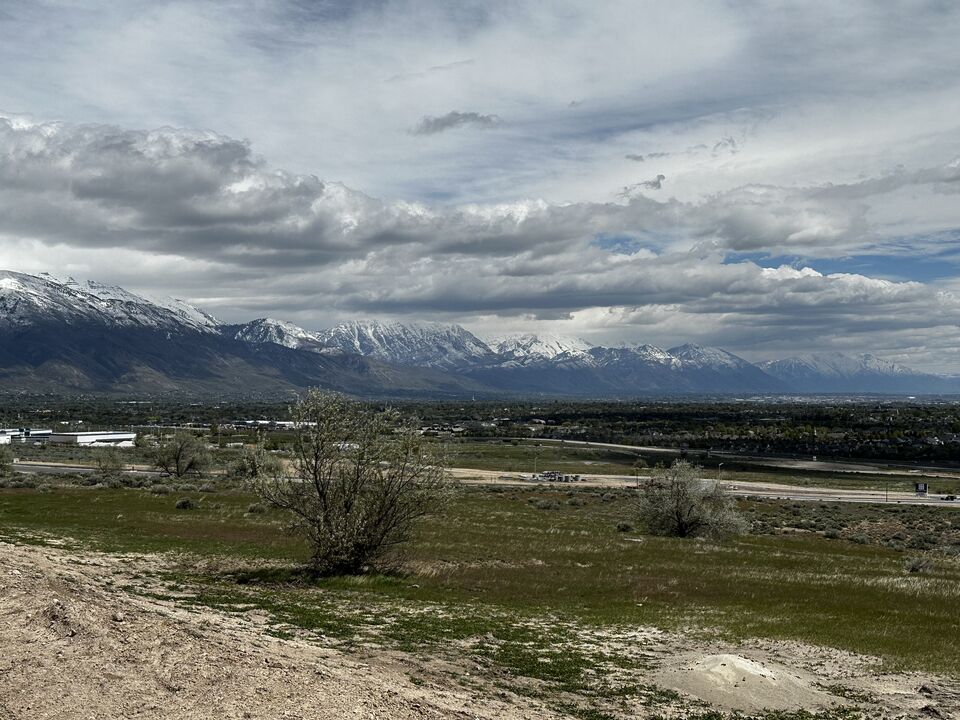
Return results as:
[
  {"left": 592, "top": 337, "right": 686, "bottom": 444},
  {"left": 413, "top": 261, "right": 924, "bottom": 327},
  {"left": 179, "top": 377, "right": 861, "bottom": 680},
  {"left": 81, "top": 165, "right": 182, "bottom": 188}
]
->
[
  {"left": 0, "top": 428, "right": 52, "bottom": 444},
  {"left": 48, "top": 431, "right": 137, "bottom": 447}
]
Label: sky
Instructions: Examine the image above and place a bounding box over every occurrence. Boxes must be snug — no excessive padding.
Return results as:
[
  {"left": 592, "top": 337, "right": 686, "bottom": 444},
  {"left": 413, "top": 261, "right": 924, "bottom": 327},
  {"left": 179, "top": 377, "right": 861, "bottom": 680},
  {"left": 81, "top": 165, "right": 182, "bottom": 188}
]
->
[{"left": 2, "top": 1, "right": 960, "bottom": 370}]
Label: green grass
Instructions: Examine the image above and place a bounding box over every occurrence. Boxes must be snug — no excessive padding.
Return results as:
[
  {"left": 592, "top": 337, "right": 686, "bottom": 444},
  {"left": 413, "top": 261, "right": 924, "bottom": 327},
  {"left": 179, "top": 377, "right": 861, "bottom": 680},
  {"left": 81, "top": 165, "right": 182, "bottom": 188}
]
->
[
  {"left": 1, "top": 484, "right": 958, "bottom": 718},
  {"left": 1, "top": 485, "right": 958, "bottom": 673},
  {"left": 439, "top": 439, "right": 641, "bottom": 475}
]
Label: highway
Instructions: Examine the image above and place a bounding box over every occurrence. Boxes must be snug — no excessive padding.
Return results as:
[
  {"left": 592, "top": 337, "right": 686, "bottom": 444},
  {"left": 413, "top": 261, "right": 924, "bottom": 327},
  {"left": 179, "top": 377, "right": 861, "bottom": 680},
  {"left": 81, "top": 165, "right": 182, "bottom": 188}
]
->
[
  {"left": 447, "top": 467, "right": 960, "bottom": 507},
  {"left": 12, "top": 460, "right": 960, "bottom": 508}
]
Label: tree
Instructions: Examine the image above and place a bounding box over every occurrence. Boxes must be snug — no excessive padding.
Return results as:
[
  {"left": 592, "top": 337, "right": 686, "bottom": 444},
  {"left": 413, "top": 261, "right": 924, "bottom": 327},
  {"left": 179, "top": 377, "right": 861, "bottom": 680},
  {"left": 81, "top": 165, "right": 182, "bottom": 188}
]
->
[
  {"left": 227, "top": 444, "right": 283, "bottom": 483},
  {"left": 95, "top": 447, "right": 124, "bottom": 479},
  {"left": 153, "top": 432, "right": 210, "bottom": 478},
  {"left": 636, "top": 460, "right": 746, "bottom": 539},
  {"left": 0, "top": 445, "right": 12, "bottom": 477},
  {"left": 248, "top": 390, "right": 454, "bottom": 576}
]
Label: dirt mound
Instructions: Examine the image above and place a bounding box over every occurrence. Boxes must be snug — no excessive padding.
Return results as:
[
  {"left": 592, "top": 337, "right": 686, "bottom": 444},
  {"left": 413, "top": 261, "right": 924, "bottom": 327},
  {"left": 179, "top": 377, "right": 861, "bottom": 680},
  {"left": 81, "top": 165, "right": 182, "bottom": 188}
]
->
[
  {"left": 0, "top": 542, "right": 557, "bottom": 720},
  {"left": 655, "top": 652, "right": 832, "bottom": 712}
]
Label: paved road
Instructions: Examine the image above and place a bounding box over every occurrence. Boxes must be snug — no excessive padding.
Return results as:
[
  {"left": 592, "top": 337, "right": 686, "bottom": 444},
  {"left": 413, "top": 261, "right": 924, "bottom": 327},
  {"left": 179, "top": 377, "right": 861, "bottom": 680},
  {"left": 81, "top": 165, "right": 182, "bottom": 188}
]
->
[
  {"left": 499, "top": 437, "right": 960, "bottom": 480},
  {"left": 448, "top": 467, "right": 960, "bottom": 508}
]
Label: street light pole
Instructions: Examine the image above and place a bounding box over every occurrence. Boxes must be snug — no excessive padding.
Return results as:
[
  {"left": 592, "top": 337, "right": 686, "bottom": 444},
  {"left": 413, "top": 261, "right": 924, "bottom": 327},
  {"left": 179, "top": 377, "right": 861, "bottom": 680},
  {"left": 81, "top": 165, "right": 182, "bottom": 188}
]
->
[{"left": 718, "top": 462, "right": 724, "bottom": 483}]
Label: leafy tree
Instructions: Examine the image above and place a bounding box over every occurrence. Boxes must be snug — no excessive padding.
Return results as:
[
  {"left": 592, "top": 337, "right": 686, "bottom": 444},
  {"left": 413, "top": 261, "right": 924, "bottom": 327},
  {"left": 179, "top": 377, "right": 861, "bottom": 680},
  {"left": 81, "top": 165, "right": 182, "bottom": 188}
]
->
[
  {"left": 248, "top": 390, "right": 454, "bottom": 576},
  {"left": 152, "top": 432, "right": 210, "bottom": 478},
  {"left": 636, "top": 460, "right": 746, "bottom": 539}
]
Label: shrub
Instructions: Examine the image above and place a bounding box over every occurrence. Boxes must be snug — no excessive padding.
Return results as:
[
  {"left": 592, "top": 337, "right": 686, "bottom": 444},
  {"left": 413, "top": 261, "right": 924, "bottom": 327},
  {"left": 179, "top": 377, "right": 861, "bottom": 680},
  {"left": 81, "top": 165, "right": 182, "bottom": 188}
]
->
[
  {"left": 246, "top": 390, "right": 454, "bottom": 576},
  {"left": 94, "top": 448, "right": 124, "bottom": 479},
  {"left": 246, "top": 503, "right": 267, "bottom": 514},
  {"left": 149, "top": 484, "right": 173, "bottom": 495},
  {"left": 175, "top": 497, "right": 196, "bottom": 510},
  {"left": 636, "top": 460, "right": 746, "bottom": 540},
  {"left": 152, "top": 433, "right": 210, "bottom": 478},
  {"left": 616, "top": 521, "right": 634, "bottom": 533},
  {"left": 0, "top": 445, "right": 13, "bottom": 477},
  {"left": 905, "top": 556, "right": 933, "bottom": 574}
]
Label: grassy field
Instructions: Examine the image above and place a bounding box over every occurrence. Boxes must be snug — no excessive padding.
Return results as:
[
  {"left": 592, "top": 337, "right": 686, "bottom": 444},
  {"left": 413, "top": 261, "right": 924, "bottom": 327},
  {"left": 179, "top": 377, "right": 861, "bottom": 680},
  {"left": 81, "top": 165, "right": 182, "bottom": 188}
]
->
[{"left": 1, "top": 484, "right": 958, "bottom": 683}]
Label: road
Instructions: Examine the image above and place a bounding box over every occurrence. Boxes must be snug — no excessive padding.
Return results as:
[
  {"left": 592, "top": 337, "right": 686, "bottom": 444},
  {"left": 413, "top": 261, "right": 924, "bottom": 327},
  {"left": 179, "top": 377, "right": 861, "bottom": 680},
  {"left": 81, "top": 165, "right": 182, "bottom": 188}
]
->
[
  {"left": 12, "top": 460, "right": 960, "bottom": 508},
  {"left": 12, "top": 461, "right": 158, "bottom": 477},
  {"left": 446, "top": 467, "right": 960, "bottom": 507},
  {"left": 496, "top": 437, "right": 960, "bottom": 479}
]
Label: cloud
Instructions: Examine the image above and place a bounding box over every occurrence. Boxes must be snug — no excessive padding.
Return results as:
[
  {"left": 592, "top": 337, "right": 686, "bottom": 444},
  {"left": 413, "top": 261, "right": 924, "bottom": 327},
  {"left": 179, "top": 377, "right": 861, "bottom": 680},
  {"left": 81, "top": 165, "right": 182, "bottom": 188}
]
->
[
  {"left": 619, "top": 174, "right": 666, "bottom": 197},
  {"left": 3, "top": 112, "right": 960, "bottom": 370},
  {"left": 386, "top": 58, "right": 474, "bottom": 82},
  {"left": 410, "top": 111, "right": 501, "bottom": 136}
]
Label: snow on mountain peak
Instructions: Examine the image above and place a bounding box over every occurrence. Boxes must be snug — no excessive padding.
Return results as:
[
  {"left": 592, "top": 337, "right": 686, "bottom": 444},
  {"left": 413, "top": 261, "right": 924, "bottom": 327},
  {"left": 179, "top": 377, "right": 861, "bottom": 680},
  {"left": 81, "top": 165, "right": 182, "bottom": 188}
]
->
[
  {"left": 0, "top": 270, "right": 220, "bottom": 332},
  {"left": 760, "top": 352, "right": 912, "bottom": 378},
  {"left": 491, "top": 333, "right": 593, "bottom": 360},
  {"left": 317, "top": 319, "right": 494, "bottom": 370},
  {"left": 668, "top": 343, "right": 750, "bottom": 369},
  {"left": 234, "top": 318, "right": 320, "bottom": 349}
]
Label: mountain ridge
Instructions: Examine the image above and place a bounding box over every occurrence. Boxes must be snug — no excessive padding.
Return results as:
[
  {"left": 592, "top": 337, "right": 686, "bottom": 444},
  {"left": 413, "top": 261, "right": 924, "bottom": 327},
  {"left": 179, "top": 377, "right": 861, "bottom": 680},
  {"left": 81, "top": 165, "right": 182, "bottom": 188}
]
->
[{"left": 0, "top": 270, "right": 956, "bottom": 396}]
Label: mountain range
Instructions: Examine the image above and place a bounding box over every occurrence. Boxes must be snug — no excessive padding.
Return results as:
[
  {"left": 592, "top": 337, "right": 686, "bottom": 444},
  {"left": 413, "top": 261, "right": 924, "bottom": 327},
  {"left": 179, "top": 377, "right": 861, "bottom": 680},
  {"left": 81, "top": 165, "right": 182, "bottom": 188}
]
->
[{"left": 1, "top": 270, "right": 957, "bottom": 397}]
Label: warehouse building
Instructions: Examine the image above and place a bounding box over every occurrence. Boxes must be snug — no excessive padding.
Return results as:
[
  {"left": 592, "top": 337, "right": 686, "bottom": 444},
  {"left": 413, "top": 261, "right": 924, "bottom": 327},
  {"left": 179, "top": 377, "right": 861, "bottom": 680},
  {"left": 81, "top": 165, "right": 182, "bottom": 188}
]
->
[
  {"left": 48, "top": 431, "right": 137, "bottom": 447},
  {"left": 0, "top": 428, "right": 52, "bottom": 444}
]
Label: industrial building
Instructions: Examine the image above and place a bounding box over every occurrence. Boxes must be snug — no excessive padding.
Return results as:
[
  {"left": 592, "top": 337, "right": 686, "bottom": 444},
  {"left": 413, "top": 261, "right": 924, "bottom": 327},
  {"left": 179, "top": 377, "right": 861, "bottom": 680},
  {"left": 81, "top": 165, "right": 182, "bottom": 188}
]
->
[
  {"left": 48, "top": 431, "right": 137, "bottom": 447},
  {"left": 0, "top": 428, "right": 53, "bottom": 445}
]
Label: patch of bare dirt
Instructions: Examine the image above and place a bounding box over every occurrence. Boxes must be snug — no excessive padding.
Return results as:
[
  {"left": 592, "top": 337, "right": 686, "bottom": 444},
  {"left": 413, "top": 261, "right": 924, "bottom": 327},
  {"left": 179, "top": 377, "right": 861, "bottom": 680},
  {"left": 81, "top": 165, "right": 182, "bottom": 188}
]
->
[{"left": 0, "top": 542, "right": 557, "bottom": 720}]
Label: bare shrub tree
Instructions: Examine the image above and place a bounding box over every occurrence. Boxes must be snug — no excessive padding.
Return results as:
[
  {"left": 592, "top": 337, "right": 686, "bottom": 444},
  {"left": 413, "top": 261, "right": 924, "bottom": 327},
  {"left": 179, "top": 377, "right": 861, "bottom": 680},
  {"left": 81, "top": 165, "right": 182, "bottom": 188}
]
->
[
  {"left": 94, "top": 447, "right": 124, "bottom": 479},
  {"left": 0, "top": 445, "right": 12, "bottom": 477},
  {"left": 248, "top": 390, "right": 454, "bottom": 576},
  {"left": 636, "top": 460, "right": 746, "bottom": 539},
  {"left": 227, "top": 444, "right": 283, "bottom": 483},
  {"left": 153, "top": 432, "right": 210, "bottom": 478}
]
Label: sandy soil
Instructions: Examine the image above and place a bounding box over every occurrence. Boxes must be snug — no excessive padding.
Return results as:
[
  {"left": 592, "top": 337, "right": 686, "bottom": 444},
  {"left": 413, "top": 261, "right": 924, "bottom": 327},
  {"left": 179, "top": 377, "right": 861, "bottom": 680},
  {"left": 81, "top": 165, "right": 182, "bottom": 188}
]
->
[
  {"left": 1, "top": 541, "right": 956, "bottom": 719},
  {"left": 0, "top": 542, "right": 560, "bottom": 720}
]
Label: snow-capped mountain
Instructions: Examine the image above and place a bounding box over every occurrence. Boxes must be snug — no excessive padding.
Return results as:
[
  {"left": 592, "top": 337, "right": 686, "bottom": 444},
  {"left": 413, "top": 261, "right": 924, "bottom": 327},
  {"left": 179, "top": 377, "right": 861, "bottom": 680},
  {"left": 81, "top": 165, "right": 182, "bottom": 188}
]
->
[
  {"left": 491, "top": 333, "right": 593, "bottom": 361},
  {"left": 232, "top": 318, "right": 323, "bottom": 350},
  {"left": 759, "top": 352, "right": 951, "bottom": 393},
  {"left": 317, "top": 320, "right": 496, "bottom": 370},
  {"left": 760, "top": 352, "right": 909, "bottom": 379},
  {"left": 2, "top": 269, "right": 958, "bottom": 396},
  {"left": 487, "top": 333, "right": 595, "bottom": 369},
  {"left": 0, "top": 271, "right": 219, "bottom": 333},
  {"left": 668, "top": 343, "right": 753, "bottom": 370}
]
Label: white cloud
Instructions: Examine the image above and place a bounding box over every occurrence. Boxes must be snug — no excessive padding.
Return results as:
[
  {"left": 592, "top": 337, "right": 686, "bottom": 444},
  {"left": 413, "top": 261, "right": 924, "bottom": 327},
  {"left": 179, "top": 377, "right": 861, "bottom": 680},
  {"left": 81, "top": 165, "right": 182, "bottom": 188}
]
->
[{"left": 2, "top": 4, "right": 960, "bottom": 369}]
